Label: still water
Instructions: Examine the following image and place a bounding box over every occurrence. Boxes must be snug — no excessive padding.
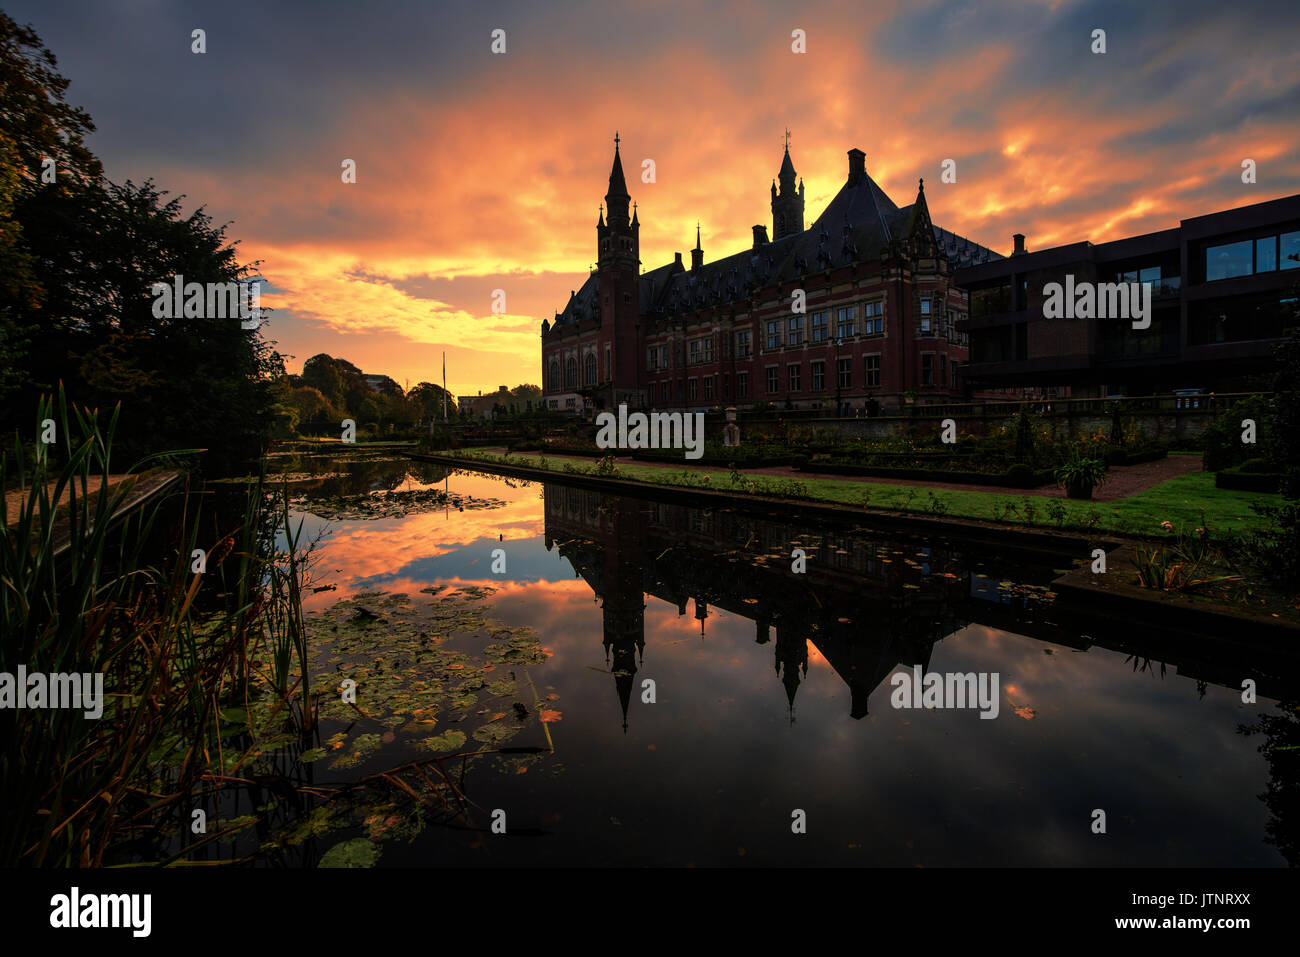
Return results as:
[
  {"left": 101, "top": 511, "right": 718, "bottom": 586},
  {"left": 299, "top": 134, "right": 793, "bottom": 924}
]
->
[{"left": 265, "top": 448, "right": 1294, "bottom": 867}]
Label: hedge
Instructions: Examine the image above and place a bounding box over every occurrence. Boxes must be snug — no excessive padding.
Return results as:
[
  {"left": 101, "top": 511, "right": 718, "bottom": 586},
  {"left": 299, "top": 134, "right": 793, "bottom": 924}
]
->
[
  {"left": 792, "top": 460, "right": 1055, "bottom": 488},
  {"left": 1215, "top": 465, "right": 1282, "bottom": 492}
]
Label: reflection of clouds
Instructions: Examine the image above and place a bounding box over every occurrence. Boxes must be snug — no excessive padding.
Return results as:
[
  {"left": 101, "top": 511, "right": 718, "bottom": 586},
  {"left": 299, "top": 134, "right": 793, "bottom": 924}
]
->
[
  {"left": 288, "top": 471, "right": 1283, "bottom": 863},
  {"left": 295, "top": 473, "right": 544, "bottom": 604}
]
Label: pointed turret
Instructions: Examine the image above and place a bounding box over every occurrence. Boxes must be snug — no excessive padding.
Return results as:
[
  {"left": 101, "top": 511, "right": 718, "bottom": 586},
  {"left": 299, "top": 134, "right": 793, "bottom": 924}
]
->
[
  {"left": 771, "top": 135, "right": 805, "bottom": 240},
  {"left": 907, "top": 177, "right": 938, "bottom": 257}
]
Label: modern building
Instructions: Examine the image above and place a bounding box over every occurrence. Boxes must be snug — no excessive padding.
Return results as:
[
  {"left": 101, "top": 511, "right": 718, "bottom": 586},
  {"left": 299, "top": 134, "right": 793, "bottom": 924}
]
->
[
  {"left": 541, "top": 136, "right": 1000, "bottom": 415},
  {"left": 954, "top": 194, "right": 1300, "bottom": 395}
]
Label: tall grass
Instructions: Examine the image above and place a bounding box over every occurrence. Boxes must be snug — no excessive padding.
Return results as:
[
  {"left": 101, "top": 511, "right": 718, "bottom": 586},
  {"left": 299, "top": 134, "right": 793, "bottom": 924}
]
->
[{"left": 0, "top": 390, "right": 314, "bottom": 866}]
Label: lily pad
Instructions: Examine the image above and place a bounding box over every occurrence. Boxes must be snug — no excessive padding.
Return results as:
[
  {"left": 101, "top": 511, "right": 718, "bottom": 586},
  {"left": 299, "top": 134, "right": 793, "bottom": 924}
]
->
[{"left": 319, "top": 838, "right": 382, "bottom": 868}]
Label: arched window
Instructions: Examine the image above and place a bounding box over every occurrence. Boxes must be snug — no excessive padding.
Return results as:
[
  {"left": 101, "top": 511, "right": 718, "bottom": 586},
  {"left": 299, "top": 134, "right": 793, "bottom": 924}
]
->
[
  {"left": 548, "top": 361, "right": 559, "bottom": 392},
  {"left": 565, "top": 356, "right": 578, "bottom": 389},
  {"left": 583, "top": 353, "right": 597, "bottom": 386}
]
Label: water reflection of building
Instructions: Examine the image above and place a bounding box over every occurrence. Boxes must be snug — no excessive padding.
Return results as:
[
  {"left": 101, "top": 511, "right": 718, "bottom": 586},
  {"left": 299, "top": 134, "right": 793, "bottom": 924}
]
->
[
  {"left": 541, "top": 483, "right": 1300, "bottom": 730},
  {"left": 543, "top": 485, "right": 972, "bottom": 726}
]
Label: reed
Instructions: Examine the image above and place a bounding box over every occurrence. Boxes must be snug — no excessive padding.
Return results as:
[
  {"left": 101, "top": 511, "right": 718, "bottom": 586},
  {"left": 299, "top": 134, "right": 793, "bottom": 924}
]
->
[{"left": 0, "top": 389, "right": 314, "bottom": 865}]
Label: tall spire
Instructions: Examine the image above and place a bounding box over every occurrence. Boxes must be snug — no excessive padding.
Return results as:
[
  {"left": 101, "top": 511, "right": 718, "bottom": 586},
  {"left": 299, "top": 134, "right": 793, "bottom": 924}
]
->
[{"left": 606, "top": 131, "right": 630, "bottom": 216}]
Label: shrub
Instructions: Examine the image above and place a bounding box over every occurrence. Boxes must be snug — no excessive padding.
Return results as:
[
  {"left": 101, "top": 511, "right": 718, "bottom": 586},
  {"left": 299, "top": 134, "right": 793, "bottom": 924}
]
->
[
  {"left": 1005, "top": 463, "right": 1036, "bottom": 486},
  {"left": 1202, "top": 395, "right": 1271, "bottom": 472}
]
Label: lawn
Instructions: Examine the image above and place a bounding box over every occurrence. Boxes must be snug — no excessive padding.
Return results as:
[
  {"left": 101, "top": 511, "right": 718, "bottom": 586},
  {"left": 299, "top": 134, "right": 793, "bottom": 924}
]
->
[{"left": 440, "top": 448, "right": 1282, "bottom": 541}]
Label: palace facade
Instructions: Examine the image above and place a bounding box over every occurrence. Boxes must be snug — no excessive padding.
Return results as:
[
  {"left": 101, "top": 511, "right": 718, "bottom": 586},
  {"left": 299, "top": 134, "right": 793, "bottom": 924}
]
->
[{"left": 541, "top": 137, "right": 1001, "bottom": 415}]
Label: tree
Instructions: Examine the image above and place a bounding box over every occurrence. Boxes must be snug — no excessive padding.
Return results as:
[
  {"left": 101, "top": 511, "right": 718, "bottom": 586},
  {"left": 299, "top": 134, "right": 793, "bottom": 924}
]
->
[
  {"left": 409, "top": 381, "right": 454, "bottom": 422},
  {"left": 300, "top": 354, "right": 346, "bottom": 410},
  {"left": 0, "top": 12, "right": 103, "bottom": 400},
  {"left": 287, "top": 386, "right": 339, "bottom": 432}
]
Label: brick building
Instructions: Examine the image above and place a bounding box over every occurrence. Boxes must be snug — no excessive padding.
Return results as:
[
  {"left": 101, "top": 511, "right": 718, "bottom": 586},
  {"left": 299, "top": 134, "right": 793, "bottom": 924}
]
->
[{"left": 541, "top": 137, "right": 1000, "bottom": 415}]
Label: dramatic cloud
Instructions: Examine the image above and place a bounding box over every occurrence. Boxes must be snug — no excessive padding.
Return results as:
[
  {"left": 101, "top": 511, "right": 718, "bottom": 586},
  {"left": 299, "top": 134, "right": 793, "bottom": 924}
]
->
[{"left": 11, "top": 0, "right": 1298, "bottom": 392}]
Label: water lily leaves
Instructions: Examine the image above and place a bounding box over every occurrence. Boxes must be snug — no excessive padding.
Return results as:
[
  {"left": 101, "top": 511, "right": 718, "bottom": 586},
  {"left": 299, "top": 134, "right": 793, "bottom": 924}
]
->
[
  {"left": 416, "top": 729, "right": 467, "bottom": 753},
  {"left": 300, "top": 747, "right": 328, "bottom": 763},
  {"left": 283, "top": 806, "right": 343, "bottom": 845},
  {"left": 293, "top": 488, "right": 507, "bottom": 521},
  {"left": 472, "top": 721, "right": 520, "bottom": 746},
  {"left": 319, "top": 837, "right": 382, "bottom": 868},
  {"left": 486, "top": 678, "right": 517, "bottom": 696},
  {"left": 330, "top": 732, "right": 383, "bottom": 770}
]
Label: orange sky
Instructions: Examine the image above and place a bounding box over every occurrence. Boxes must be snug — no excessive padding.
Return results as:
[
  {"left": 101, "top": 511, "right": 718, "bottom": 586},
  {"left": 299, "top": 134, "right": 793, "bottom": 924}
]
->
[{"left": 17, "top": 0, "right": 1299, "bottom": 395}]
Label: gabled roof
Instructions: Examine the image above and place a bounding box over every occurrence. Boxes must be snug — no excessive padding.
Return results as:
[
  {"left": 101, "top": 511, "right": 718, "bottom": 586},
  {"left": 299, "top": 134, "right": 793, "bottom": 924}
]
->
[{"left": 552, "top": 271, "right": 599, "bottom": 328}]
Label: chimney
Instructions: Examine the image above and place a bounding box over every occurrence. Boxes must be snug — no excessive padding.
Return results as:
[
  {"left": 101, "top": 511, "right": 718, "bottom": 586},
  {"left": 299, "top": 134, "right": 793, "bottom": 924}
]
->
[
  {"left": 752, "top": 225, "right": 769, "bottom": 249},
  {"left": 1012, "top": 233, "right": 1026, "bottom": 256},
  {"left": 847, "top": 148, "right": 866, "bottom": 184},
  {"left": 674, "top": 251, "right": 683, "bottom": 268}
]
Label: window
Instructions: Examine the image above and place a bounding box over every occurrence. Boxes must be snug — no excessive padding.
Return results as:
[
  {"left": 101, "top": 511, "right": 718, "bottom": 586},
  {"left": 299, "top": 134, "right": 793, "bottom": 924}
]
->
[
  {"left": 565, "top": 356, "right": 578, "bottom": 389},
  {"left": 864, "top": 354, "right": 880, "bottom": 388},
  {"left": 704, "top": 376, "right": 714, "bottom": 399},
  {"left": 1205, "top": 240, "right": 1254, "bottom": 281},
  {"left": 940, "top": 354, "right": 948, "bottom": 385},
  {"left": 787, "top": 363, "right": 801, "bottom": 391},
  {"left": 1284, "top": 231, "right": 1300, "bottom": 270},
  {"left": 919, "top": 298, "right": 932, "bottom": 334},
  {"left": 583, "top": 353, "right": 597, "bottom": 386},
  {"left": 1257, "top": 237, "right": 1277, "bottom": 272},
  {"left": 737, "top": 372, "right": 748, "bottom": 397},
  {"left": 702, "top": 337, "right": 713, "bottom": 362},
  {"left": 688, "top": 378, "right": 698, "bottom": 400},
  {"left": 971, "top": 282, "right": 1011, "bottom": 317},
  {"left": 837, "top": 357, "right": 851, "bottom": 389},
  {"left": 766, "top": 319, "right": 782, "bottom": 350},
  {"left": 837, "top": 306, "right": 854, "bottom": 339},
  {"left": 922, "top": 354, "right": 934, "bottom": 386},
  {"left": 548, "top": 361, "right": 559, "bottom": 392},
  {"left": 689, "top": 339, "right": 701, "bottom": 364},
  {"left": 605, "top": 345, "right": 611, "bottom": 381},
  {"left": 811, "top": 360, "right": 825, "bottom": 391},
  {"left": 811, "top": 312, "right": 828, "bottom": 342},
  {"left": 735, "top": 329, "right": 752, "bottom": 357},
  {"left": 647, "top": 348, "right": 657, "bottom": 372},
  {"left": 566, "top": 397, "right": 576, "bottom": 409},
  {"left": 766, "top": 367, "right": 779, "bottom": 393},
  {"left": 863, "top": 300, "right": 884, "bottom": 335},
  {"left": 788, "top": 315, "right": 804, "bottom": 345}
]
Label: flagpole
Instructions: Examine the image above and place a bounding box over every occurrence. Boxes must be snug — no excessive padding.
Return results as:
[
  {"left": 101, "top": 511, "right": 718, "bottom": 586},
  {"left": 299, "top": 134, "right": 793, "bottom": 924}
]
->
[{"left": 442, "top": 351, "right": 447, "bottom": 422}]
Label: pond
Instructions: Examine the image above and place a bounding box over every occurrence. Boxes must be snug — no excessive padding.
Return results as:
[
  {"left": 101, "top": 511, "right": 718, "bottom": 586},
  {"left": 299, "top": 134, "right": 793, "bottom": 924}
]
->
[{"left": 236, "top": 447, "right": 1297, "bottom": 866}]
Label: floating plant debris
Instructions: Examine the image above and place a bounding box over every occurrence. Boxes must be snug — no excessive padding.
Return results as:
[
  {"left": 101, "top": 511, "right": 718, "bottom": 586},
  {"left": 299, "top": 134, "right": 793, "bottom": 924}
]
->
[{"left": 292, "top": 488, "right": 508, "bottom": 520}]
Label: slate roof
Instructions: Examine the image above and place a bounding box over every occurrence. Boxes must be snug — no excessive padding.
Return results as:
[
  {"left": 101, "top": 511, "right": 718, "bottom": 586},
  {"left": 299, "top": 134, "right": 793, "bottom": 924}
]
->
[{"left": 551, "top": 163, "right": 1002, "bottom": 330}]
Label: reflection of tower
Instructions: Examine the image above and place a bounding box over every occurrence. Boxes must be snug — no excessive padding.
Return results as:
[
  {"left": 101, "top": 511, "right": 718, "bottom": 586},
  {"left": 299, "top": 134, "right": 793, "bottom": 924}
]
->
[
  {"left": 774, "top": 624, "right": 809, "bottom": 723},
  {"left": 602, "top": 584, "right": 645, "bottom": 734}
]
